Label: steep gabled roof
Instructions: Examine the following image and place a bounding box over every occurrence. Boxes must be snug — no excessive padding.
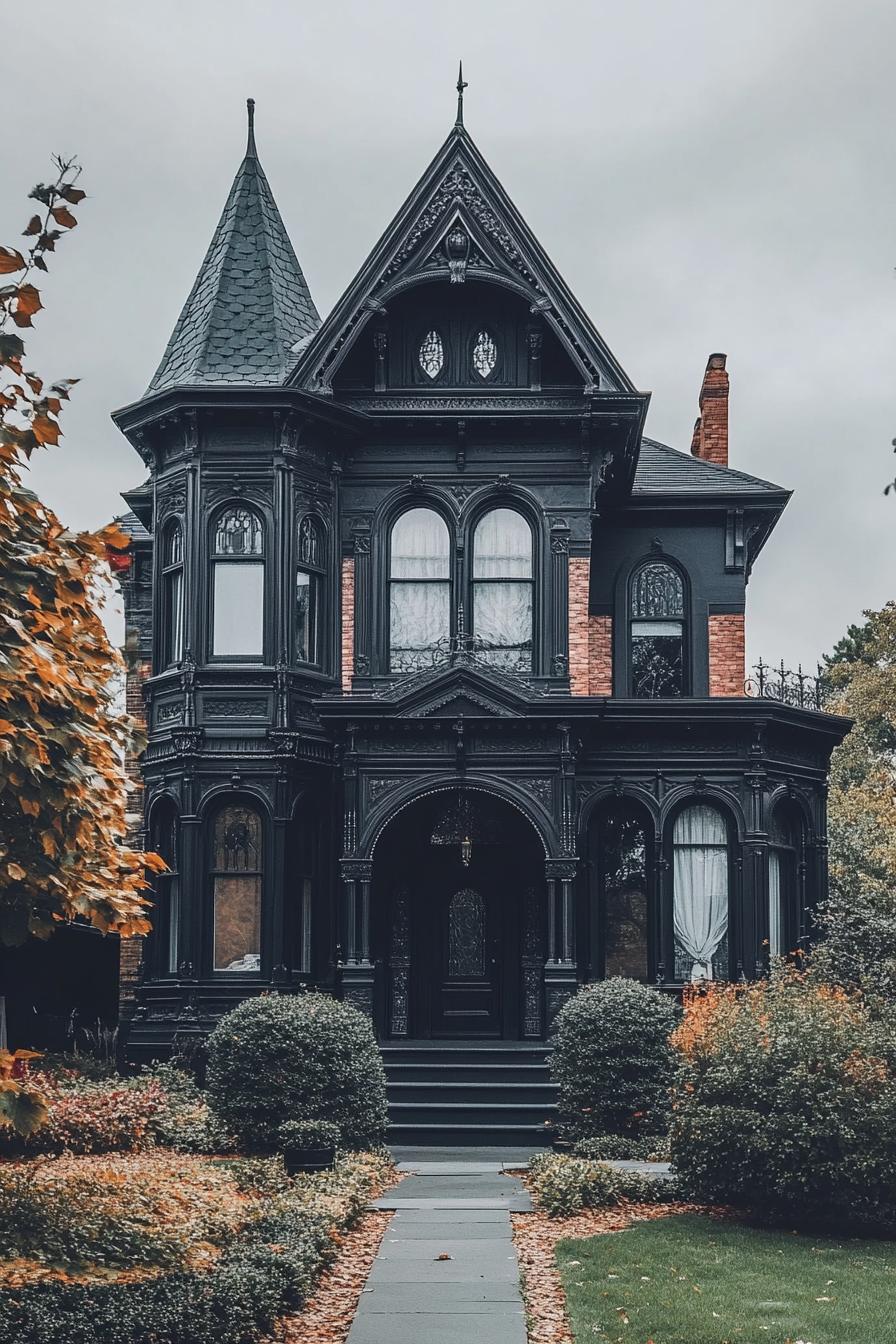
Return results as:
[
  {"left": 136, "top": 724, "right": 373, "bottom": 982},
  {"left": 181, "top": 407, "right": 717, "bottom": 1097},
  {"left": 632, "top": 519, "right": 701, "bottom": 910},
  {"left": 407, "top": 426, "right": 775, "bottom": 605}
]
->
[
  {"left": 290, "top": 121, "right": 637, "bottom": 396},
  {"left": 146, "top": 101, "right": 320, "bottom": 394},
  {"left": 633, "top": 437, "right": 789, "bottom": 500}
]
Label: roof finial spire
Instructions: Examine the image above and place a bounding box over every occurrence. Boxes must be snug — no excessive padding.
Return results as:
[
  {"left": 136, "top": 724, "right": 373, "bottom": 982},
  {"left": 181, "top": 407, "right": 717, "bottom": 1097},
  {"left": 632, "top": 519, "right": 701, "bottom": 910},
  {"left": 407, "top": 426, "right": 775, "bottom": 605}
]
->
[
  {"left": 246, "top": 97, "right": 257, "bottom": 158},
  {"left": 455, "top": 61, "right": 468, "bottom": 128}
]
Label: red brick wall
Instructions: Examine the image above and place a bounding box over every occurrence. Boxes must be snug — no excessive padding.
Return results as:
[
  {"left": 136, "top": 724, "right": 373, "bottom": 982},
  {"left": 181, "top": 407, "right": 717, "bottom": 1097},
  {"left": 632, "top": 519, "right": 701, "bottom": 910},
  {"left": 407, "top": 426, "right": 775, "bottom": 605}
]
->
[
  {"left": 708, "top": 613, "right": 745, "bottom": 696},
  {"left": 568, "top": 557, "right": 591, "bottom": 695},
  {"left": 341, "top": 557, "right": 355, "bottom": 692},
  {"left": 691, "top": 352, "right": 729, "bottom": 467},
  {"left": 588, "top": 616, "right": 613, "bottom": 695}
]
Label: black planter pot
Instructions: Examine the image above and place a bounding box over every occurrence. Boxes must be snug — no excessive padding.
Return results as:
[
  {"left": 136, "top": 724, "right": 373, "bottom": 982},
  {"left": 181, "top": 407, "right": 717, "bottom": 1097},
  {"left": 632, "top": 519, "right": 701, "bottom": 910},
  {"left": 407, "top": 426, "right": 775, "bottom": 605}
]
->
[{"left": 284, "top": 1145, "right": 336, "bottom": 1175}]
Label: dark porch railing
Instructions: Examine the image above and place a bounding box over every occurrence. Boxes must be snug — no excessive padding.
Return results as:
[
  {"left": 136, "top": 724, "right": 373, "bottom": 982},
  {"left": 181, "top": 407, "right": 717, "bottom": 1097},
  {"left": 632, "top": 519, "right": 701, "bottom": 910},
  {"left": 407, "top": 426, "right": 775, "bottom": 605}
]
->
[{"left": 744, "top": 659, "right": 827, "bottom": 711}]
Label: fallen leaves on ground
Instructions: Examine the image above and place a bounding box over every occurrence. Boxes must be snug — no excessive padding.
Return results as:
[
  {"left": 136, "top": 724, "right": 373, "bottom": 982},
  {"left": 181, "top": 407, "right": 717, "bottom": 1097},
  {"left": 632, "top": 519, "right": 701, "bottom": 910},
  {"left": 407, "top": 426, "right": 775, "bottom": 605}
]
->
[{"left": 276, "top": 1212, "right": 392, "bottom": 1344}]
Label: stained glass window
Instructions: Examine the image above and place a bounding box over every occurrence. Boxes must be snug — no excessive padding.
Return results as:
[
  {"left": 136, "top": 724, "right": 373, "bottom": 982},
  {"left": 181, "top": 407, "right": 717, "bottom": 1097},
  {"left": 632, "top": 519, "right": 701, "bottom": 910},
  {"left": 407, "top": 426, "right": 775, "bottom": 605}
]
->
[
  {"left": 419, "top": 330, "right": 444, "bottom": 380},
  {"left": 161, "top": 520, "right": 184, "bottom": 668},
  {"left": 214, "top": 508, "right": 264, "bottom": 556},
  {"left": 212, "top": 804, "right": 262, "bottom": 972},
  {"left": 473, "top": 508, "right": 533, "bottom": 671},
  {"left": 448, "top": 888, "right": 485, "bottom": 978},
  {"left": 212, "top": 507, "right": 264, "bottom": 657},
  {"left": 472, "top": 330, "right": 497, "bottom": 379},
  {"left": 389, "top": 508, "right": 451, "bottom": 671},
  {"left": 630, "top": 561, "right": 686, "bottom": 697},
  {"left": 297, "top": 516, "right": 323, "bottom": 665}
]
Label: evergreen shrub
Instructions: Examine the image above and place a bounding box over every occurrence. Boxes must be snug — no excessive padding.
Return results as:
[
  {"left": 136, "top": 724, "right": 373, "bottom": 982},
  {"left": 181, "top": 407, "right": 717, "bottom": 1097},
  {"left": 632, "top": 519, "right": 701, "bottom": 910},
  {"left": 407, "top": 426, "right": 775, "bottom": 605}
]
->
[
  {"left": 670, "top": 970, "right": 896, "bottom": 1233},
  {"left": 206, "top": 993, "right": 387, "bottom": 1151},
  {"left": 551, "top": 979, "right": 679, "bottom": 1141},
  {"left": 528, "top": 1152, "right": 677, "bottom": 1217}
]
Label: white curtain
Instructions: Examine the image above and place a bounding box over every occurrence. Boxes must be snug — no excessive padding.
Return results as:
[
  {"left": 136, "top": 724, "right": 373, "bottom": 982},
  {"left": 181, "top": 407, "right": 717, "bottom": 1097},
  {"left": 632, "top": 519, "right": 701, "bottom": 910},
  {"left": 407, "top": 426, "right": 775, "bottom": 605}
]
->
[
  {"left": 673, "top": 804, "right": 729, "bottom": 981},
  {"left": 390, "top": 582, "right": 450, "bottom": 669},
  {"left": 390, "top": 508, "right": 450, "bottom": 579},
  {"left": 390, "top": 509, "right": 451, "bottom": 669},
  {"left": 768, "top": 850, "right": 783, "bottom": 958},
  {"left": 473, "top": 508, "right": 532, "bottom": 666},
  {"left": 473, "top": 508, "right": 532, "bottom": 578}
]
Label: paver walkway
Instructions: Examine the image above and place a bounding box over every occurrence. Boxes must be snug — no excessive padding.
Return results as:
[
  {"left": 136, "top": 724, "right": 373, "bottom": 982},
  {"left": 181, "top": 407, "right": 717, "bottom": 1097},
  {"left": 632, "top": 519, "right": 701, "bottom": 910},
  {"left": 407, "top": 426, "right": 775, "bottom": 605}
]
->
[{"left": 348, "top": 1155, "right": 533, "bottom": 1343}]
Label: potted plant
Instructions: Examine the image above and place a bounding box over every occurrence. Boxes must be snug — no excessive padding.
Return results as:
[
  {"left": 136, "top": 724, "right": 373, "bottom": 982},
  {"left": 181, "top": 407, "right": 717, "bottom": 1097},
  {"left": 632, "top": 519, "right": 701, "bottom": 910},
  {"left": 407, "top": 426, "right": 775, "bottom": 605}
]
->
[{"left": 277, "top": 1118, "right": 340, "bottom": 1174}]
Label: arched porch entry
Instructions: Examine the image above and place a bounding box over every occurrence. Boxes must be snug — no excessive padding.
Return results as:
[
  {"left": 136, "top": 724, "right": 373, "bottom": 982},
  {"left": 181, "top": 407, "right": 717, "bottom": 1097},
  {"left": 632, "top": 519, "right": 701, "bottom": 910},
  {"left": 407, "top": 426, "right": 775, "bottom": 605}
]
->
[{"left": 372, "top": 788, "right": 548, "bottom": 1040}]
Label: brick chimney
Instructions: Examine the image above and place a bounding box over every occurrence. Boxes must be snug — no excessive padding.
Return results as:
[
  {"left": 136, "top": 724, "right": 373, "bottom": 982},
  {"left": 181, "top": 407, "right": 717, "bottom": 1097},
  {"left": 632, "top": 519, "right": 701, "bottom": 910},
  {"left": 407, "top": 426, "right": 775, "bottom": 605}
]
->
[{"left": 690, "top": 352, "right": 729, "bottom": 467}]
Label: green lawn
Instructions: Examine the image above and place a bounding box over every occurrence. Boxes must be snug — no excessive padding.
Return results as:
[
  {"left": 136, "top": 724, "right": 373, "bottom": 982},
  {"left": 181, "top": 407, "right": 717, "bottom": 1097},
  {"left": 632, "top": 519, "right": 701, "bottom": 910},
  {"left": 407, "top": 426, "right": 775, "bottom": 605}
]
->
[{"left": 557, "top": 1213, "right": 896, "bottom": 1344}]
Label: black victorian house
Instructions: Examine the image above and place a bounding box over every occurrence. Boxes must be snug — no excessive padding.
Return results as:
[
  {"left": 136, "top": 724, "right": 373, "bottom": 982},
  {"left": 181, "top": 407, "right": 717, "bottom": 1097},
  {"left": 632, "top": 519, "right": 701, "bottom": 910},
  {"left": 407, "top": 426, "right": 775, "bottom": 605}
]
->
[{"left": 112, "top": 90, "right": 848, "bottom": 1133}]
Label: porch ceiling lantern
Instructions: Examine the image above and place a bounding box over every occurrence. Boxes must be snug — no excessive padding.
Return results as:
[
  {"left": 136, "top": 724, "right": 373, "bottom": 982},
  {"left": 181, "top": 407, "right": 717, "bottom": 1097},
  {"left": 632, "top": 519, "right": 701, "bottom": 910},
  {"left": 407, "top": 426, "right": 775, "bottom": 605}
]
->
[{"left": 430, "top": 791, "right": 501, "bottom": 867}]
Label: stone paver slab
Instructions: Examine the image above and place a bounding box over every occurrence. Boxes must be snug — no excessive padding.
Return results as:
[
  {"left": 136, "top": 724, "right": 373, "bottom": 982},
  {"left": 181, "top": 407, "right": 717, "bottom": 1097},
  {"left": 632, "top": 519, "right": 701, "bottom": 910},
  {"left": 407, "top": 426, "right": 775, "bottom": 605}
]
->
[
  {"left": 357, "top": 1282, "right": 523, "bottom": 1308},
  {"left": 348, "top": 1315, "right": 526, "bottom": 1343}
]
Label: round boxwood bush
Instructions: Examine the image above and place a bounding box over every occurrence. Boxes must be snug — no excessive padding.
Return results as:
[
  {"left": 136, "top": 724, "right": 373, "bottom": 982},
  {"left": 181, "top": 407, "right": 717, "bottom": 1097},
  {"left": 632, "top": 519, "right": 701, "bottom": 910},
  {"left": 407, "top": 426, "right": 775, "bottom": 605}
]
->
[
  {"left": 670, "top": 970, "right": 896, "bottom": 1233},
  {"left": 551, "top": 979, "right": 679, "bottom": 1141},
  {"left": 206, "top": 993, "right": 387, "bottom": 1151}
]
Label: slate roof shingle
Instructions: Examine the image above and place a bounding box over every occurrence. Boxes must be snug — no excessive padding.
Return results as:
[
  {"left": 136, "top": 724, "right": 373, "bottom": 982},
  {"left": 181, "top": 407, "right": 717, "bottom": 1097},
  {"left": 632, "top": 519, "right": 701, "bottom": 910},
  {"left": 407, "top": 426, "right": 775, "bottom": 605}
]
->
[
  {"left": 633, "top": 437, "right": 788, "bottom": 499},
  {"left": 146, "top": 135, "right": 320, "bottom": 394},
  {"left": 116, "top": 510, "right": 151, "bottom": 542}
]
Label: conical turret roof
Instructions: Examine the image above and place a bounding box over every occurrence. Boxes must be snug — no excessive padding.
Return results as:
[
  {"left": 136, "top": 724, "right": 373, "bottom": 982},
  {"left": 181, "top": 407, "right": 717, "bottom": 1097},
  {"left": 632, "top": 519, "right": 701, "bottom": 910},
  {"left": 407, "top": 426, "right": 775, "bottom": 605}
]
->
[{"left": 147, "top": 100, "right": 320, "bottom": 394}]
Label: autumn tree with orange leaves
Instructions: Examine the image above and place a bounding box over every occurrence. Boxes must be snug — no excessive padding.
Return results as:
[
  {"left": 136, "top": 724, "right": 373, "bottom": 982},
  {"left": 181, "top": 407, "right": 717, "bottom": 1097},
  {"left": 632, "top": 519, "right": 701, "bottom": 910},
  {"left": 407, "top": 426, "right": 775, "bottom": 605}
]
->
[{"left": 0, "top": 156, "right": 162, "bottom": 948}]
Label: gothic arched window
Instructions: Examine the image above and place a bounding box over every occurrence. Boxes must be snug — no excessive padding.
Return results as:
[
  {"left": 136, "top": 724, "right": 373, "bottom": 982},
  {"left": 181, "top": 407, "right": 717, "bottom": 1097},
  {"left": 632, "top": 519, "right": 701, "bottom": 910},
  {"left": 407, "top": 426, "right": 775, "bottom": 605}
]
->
[
  {"left": 672, "top": 804, "right": 729, "bottom": 982},
  {"left": 419, "top": 330, "right": 445, "bottom": 380},
  {"left": 211, "top": 803, "right": 263, "bottom": 972},
  {"left": 472, "top": 508, "right": 533, "bottom": 671},
  {"left": 769, "top": 806, "right": 802, "bottom": 960},
  {"left": 594, "top": 803, "right": 650, "bottom": 980},
  {"left": 630, "top": 561, "right": 686, "bottom": 697},
  {"left": 211, "top": 506, "right": 264, "bottom": 658},
  {"left": 151, "top": 800, "right": 180, "bottom": 975},
  {"left": 296, "top": 515, "right": 324, "bottom": 666},
  {"left": 161, "top": 520, "right": 184, "bottom": 668},
  {"left": 389, "top": 508, "right": 451, "bottom": 672}
]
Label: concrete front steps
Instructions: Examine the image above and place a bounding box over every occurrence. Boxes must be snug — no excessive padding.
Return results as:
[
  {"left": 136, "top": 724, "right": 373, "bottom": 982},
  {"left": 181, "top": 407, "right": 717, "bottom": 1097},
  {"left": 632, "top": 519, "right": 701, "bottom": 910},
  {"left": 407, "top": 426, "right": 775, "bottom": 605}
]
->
[{"left": 382, "top": 1042, "right": 557, "bottom": 1147}]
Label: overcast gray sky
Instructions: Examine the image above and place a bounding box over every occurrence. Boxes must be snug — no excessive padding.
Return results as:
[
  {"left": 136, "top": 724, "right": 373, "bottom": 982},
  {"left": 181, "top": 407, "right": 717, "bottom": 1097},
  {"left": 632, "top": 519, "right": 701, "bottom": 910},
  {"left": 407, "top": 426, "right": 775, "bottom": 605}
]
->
[{"left": 6, "top": 0, "right": 894, "bottom": 669}]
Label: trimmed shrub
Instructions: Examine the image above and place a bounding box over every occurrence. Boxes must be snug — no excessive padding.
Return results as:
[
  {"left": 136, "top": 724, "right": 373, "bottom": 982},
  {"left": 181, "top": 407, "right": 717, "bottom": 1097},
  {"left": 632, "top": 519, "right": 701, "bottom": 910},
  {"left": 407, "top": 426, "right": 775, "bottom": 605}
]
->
[
  {"left": 206, "top": 993, "right": 387, "bottom": 1151},
  {"left": 0, "top": 1153, "right": 247, "bottom": 1272},
  {"left": 0, "top": 1076, "right": 165, "bottom": 1156},
  {"left": 0, "top": 1151, "right": 391, "bottom": 1343},
  {"left": 572, "top": 1133, "right": 671, "bottom": 1162},
  {"left": 528, "top": 1152, "right": 677, "bottom": 1217},
  {"left": 141, "top": 1063, "right": 234, "bottom": 1154},
  {"left": 670, "top": 970, "right": 896, "bottom": 1234},
  {"left": 551, "top": 979, "right": 679, "bottom": 1141},
  {"left": 278, "top": 1119, "right": 340, "bottom": 1151}
]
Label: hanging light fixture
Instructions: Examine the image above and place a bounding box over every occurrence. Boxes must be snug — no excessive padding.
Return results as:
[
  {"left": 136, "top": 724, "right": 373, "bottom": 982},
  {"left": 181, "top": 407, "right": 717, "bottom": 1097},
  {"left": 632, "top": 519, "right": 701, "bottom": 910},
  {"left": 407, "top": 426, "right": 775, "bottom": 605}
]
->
[{"left": 431, "top": 791, "right": 498, "bottom": 867}]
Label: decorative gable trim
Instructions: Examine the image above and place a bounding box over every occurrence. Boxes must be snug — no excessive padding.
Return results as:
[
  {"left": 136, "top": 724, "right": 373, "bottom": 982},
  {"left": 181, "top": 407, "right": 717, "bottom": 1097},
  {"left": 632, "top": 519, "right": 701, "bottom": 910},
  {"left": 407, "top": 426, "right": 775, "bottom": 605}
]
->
[{"left": 289, "top": 127, "right": 638, "bottom": 400}]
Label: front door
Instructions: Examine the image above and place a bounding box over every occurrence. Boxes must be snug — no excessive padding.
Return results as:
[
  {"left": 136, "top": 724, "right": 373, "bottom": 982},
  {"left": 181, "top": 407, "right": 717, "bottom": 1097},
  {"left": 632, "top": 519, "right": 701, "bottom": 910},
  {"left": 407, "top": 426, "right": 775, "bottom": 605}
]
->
[{"left": 432, "top": 881, "right": 501, "bottom": 1036}]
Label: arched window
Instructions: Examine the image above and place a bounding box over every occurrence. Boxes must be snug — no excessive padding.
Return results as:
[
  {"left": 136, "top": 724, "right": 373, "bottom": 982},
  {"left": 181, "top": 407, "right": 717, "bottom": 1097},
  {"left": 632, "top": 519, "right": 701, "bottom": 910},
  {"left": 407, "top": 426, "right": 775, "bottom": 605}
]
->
[
  {"left": 296, "top": 515, "right": 324, "bottom": 665},
  {"left": 389, "top": 508, "right": 451, "bottom": 672},
  {"left": 769, "top": 807, "right": 801, "bottom": 960},
  {"left": 161, "top": 520, "right": 184, "bottom": 668},
  {"left": 595, "top": 804, "right": 649, "bottom": 980},
  {"left": 673, "top": 804, "right": 729, "bottom": 981},
  {"left": 211, "top": 507, "right": 264, "bottom": 658},
  {"left": 472, "top": 508, "right": 533, "bottom": 671},
  {"left": 630, "top": 561, "right": 686, "bottom": 697},
  {"left": 211, "top": 803, "right": 262, "bottom": 972},
  {"left": 151, "top": 801, "right": 180, "bottom": 974}
]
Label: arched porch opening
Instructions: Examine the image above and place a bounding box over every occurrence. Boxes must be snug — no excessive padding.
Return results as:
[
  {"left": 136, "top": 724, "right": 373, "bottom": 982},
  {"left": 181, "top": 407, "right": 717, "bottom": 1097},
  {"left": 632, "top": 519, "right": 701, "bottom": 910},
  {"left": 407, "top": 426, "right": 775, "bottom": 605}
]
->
[{"left": 371, "top": 788, "right": 547, "bottom": 1040}]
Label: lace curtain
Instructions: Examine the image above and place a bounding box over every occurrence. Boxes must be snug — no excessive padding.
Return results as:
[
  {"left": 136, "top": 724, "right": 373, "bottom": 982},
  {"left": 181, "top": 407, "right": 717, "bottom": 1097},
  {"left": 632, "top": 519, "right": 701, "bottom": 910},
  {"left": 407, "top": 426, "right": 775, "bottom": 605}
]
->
[
  {"left": 673, "top": 804, "right": 729, "bottom": 981},
  {"left": 389, "top": 508, "right": 451, "bottom": 671},
  {"left": 768, "top": 850, "right": 783, "bottom": 958},
  {"left": 473, "top": 508, "right": 533, "bottom": 669}
]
